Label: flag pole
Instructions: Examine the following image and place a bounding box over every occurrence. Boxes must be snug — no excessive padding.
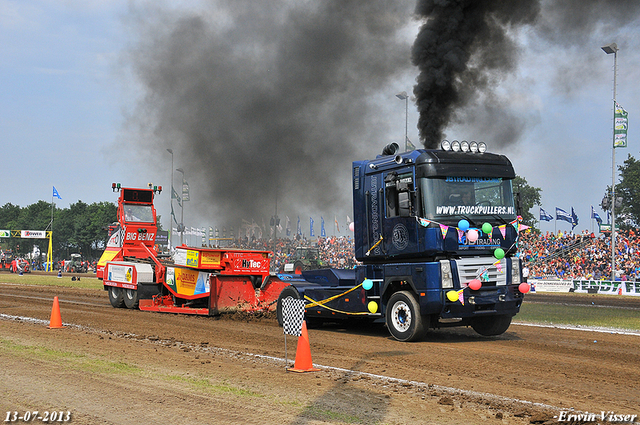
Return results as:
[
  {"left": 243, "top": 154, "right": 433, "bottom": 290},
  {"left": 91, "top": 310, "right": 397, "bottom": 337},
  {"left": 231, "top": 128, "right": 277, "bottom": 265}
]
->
[{"left": 46, "top": 191, "right": 54, "bottom": 272}]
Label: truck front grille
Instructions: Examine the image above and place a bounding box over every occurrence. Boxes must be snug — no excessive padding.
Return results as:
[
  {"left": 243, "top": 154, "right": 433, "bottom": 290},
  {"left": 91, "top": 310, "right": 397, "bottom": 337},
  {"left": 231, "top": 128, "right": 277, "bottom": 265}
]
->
[{"left": 455, "top": 257, "right": 507, "bottom": 286}]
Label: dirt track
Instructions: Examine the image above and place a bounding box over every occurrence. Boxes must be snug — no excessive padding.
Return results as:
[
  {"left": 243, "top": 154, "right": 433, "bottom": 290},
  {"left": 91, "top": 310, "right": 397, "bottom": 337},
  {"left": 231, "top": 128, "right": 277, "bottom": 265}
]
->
[{"left": 0, "top": 282, "right": 639, "bottom": 424}]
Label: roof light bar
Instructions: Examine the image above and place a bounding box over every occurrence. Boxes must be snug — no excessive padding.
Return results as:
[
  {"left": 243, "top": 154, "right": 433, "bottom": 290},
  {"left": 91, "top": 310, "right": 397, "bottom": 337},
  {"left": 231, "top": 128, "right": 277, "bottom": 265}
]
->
[{"left": 440, "top": 140, "right": 487, "bottom": 153}]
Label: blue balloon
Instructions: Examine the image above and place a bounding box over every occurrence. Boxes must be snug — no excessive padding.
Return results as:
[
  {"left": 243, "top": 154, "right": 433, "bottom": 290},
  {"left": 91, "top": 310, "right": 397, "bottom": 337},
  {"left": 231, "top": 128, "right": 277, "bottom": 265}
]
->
[
  {"left": 362, "top": 279, "right": 373, "bottom": 291},
  {"left": 458, "top": 219, "right": 470, "bottom": 232}
]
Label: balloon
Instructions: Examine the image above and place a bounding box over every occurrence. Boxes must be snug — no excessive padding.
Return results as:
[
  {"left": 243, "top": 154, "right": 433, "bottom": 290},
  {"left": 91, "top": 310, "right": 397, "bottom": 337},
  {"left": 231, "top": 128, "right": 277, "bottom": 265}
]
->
[
  {"left": 349, "top": 222, "right": 355, "bottom": 232},
  {"left": 468, "top": 279, "right": 482, "bottom": 290},
  {"left": 362, "top": 279, "right": 373, "bottom": 291},
  {"left": 494, "top": 248, "right": 505, "bottom": 260},
  {"left": 467, "top": 229, "right": 478, "bottom": 242},
  {"left": 519, "top": 283, "right": 531, "bottom": 294},
  {"left": 482, "top": 222, "right": 493, "bottom": 235},
  {"left": 446, "top": 290, "right": 458, "bottom": 302},
  {"left": 458, "top": 219, "right": 470, "bottom": 232},
  {"left": 368, "top": 301, "right": 378, "bottom": 314}
]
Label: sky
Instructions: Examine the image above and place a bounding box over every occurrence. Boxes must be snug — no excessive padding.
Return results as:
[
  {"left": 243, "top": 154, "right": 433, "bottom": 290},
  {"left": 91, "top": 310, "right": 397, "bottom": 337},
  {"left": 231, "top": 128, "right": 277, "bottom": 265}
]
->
[{"left": 1, "top": 0, "right": 640, "bottom": 245}]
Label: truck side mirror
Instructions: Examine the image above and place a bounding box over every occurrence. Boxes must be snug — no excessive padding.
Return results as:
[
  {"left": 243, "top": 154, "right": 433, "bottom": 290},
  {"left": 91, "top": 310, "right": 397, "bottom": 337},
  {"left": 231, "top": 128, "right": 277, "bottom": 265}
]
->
[{"left": 515, "top": 192, "right": 522, "bottom": 216}]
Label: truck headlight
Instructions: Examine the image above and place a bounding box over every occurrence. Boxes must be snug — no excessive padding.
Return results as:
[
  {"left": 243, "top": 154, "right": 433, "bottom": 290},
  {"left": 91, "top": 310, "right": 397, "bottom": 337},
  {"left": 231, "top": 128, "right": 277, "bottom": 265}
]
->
[
  {"left": 440, "top": 260, "right": 454, "bottom": 289},
  {"left": 511, "top": 258, "right": 521, "bottom": 285}
]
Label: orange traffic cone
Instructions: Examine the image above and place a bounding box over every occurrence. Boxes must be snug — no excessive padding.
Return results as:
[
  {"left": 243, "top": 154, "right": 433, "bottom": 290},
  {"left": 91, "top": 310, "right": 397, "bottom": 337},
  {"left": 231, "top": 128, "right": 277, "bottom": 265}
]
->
[
  {"left": 47, "top": 296, "right": 65, "bottom": 329},
  {"left": 287, "top": 321, "right": 320, "bottom": 373}
]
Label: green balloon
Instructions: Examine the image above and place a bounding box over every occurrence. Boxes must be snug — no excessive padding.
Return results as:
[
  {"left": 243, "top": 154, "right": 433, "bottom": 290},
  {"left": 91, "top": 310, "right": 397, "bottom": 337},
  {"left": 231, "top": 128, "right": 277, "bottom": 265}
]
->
[
  {"left": 494, "top": 248, "right": 505, "bottom": 260},
  {"left": 482, "top": 223, "right": 493, "bottom": 234}
]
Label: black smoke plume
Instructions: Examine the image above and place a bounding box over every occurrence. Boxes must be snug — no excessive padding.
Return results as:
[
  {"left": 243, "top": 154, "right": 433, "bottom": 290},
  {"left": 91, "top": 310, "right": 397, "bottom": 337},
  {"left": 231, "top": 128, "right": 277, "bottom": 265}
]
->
[
  {"left": 411, "top": 0, "right": 640, "bottom": 148},
  {"left": 123, "top": 1, "right": 413, "bottom": 232},
  {"left": 411, "top": 0, "right": 539, "bottom": 148}
]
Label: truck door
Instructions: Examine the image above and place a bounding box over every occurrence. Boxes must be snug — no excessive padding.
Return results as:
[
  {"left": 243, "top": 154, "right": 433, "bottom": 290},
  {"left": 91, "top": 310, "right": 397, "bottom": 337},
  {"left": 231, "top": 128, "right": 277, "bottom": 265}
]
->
[{"left": 382, "top": 169, "right": 418, "bottom": 257}]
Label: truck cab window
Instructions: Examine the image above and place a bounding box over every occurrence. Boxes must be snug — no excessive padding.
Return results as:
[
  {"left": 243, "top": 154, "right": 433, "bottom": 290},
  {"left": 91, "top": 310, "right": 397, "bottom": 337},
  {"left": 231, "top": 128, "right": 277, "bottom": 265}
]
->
[{"left": 385, "top": 171, "right": 414, "bottom": 218}]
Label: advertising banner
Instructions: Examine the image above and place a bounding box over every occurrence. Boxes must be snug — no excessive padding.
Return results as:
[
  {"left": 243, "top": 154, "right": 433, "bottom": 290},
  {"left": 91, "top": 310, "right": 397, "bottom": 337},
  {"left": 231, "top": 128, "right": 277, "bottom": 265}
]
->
[
  {"left": 155, "top": 230, "right": 168, "bottom": 246},
  {"left": 531, "top": 279, "right": 573, "bottom": 292},
  {"left": 533, "top": 279, "right": 640, "bottom": 296},
  {"left": 614, "top": 102, "right": 628, "bottom": 148},
  {"left": 573, "top": 279, "right": 640, "bottom": 296},
  {"left": 21, "top": 230, "right": 47, "bottom": 238},
  {"left": 165, "top": 267, "right": 210, "bottom": 296}
]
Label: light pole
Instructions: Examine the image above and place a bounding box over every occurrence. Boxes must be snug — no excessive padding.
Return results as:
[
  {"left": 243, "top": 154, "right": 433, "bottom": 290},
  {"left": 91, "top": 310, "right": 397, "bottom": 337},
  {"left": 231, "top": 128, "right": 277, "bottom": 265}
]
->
[
  {"left": 166, "top": 149, "right": 173, "bottom": 250},
  {"left": 176, "top": 167, "right": 185, "bottom": 246},
  {"left": 602, "top": 42, "right": 618, "bottom": 281},
  {"left": 396, "top": 91, "right": 409, "bottom": 151}
]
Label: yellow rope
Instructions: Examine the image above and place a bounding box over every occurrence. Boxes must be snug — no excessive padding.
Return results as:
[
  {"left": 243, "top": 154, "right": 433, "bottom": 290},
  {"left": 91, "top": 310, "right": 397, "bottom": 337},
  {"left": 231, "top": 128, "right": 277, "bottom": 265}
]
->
[
  {"left": 303, "top": 282, "right": 363, "bottom": 308},
  {"left": 304, "top": 294, "right": 372, "bottom": 315},
  {"left": 365, "top": 235, "right": 383, "bottom": 256}
]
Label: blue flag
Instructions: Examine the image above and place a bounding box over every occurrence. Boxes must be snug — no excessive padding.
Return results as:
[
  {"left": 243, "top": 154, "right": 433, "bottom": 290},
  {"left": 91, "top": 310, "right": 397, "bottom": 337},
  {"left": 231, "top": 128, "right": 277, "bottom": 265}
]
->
[
  {"left": 540, "top": 208, "right": 553, "bottom": 222},
  {"left": 591, "top": 206, "right": 602, "bottom": 225},
  {"left": 320, "top": 216, "right": 326, "bottom": 237},
  {"left": 556, "top": 207, "right": 573, "bottom": 224},
  {"left": 297, "top": 216, "right": 301, "bottom": 235},
  {"left": 52, "top": 186, "right": 62, "bottom": 200},
  {"left": 310, "top": 217, "right": 315, "bottom": 237},
  {"left": 571, "top": 207, "right": 579, "bottom": 229}
]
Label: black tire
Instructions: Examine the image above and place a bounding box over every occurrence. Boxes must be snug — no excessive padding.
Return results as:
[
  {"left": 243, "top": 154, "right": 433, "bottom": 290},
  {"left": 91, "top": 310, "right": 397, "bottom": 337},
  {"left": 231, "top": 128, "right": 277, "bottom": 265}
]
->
[
  {"left": 276, "top": 285, "right": 301, "bottom": 327},
  {"left": 123, "top": 288, "right": 139, "bottom": 309},
  {"left": 108, "top": 286, "right": 125, "bottom": 308},
  {"left": 293, "top": 261, "right": 305, "bottom": 274},
  {"left": 385, "top": 291, "right": 424, "bottom": 342},
  {"left": 471, "top": 315, "right": 512, "bottom": 336}
]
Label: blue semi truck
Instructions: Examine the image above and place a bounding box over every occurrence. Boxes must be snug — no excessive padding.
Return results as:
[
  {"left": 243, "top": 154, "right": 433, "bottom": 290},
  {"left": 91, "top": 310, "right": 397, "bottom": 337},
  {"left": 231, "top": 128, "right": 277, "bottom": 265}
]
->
[{"left": 276, "top": 141, "right": 528, "bottom": 341}]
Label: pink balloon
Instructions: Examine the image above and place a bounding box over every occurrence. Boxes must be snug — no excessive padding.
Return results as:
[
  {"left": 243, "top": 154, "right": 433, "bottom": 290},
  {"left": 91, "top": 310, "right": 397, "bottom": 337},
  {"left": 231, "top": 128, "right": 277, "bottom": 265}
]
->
[
  {"left": 519, "top": 283, "right": 531, "bottom": 294},
  {"left": 349, "top": 222, "right": 355, "bottom": 232},
  {"left": 468, "top": 279, "right": 481, "bottom": 290},
  {"left": 467, "top": 229, "right": 478, "bottom": 242}
]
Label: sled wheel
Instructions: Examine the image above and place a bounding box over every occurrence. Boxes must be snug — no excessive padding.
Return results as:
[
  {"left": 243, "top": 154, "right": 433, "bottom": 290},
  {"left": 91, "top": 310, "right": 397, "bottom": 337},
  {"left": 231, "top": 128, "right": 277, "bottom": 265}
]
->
[
  {"left": 123, "top": 288, "right": 139, "bottom": 309},
  {"left": 386, "top": 291, "right": 424, "bottom": 342},
  {"left": 108, "top": 286, "right": 125, "bottom": 308}
]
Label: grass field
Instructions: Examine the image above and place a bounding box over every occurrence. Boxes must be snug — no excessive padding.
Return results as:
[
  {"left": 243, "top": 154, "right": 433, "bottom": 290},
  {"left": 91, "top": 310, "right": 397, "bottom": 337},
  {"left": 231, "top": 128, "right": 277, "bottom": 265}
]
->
[
  {"left": 0, "top": 272, "right": 102, "bottom": 290},
  {"left": 517, "top": 300, "right": 640, "bottom": 331}
]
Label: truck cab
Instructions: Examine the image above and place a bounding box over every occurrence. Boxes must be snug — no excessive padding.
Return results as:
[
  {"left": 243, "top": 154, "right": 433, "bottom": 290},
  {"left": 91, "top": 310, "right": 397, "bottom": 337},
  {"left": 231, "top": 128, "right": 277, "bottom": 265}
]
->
[
  {"left": 279, "top": 142, "right": 528, "bottom": 342},
  {"left": 96, "top": 184, "right": 160, "bottom": 281}
]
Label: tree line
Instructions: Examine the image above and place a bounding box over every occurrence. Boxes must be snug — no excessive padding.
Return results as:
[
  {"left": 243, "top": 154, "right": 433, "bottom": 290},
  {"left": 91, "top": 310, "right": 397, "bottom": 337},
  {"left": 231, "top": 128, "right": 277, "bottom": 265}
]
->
[{"left": 0, "top": 200, "right": 117, "bottom": 261}]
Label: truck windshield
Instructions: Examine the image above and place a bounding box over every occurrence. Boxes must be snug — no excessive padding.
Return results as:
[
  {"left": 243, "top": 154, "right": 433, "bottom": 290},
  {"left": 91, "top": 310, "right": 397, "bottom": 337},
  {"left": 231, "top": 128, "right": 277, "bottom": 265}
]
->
[
  {"left": 419, "top": 177, "right": 516, "bottom": 224},
  {"left": 123, "top": 204, "right": 154, "bottom": 223}
]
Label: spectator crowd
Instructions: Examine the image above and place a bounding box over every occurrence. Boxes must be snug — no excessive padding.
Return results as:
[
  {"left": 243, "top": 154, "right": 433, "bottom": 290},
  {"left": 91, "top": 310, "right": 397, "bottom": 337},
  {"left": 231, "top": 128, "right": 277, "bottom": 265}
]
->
[
  {"left": 518, "top": 229, "right": 640, "bottom": 281},
  {"left": 231, "top": 235, "right": 359, "bottom": 271},
  {"left": 228, "top": 228, "right": 640, "bottom": 281}
]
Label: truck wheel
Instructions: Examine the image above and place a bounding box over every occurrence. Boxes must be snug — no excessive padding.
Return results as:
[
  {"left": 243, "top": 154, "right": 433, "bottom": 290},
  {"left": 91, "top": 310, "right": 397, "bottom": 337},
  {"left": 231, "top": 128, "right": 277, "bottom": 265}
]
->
[
  {"left": 293, "top": 261, "right": 304, "bottom": 274},
  {"left": 123, "top": 288, "right": 139, "bottom": 309},
  {"left": 471, "top": 315, "right": 512, "bottom": 336},
  {"left": 108, "top": 287, "right": 125, "bottom": 308},
  {"left": 276, "top": 286, "right": 300, "bottom": 327},
  {"left": 386, "top": 291, "right": 424, "bottom": 342}
]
